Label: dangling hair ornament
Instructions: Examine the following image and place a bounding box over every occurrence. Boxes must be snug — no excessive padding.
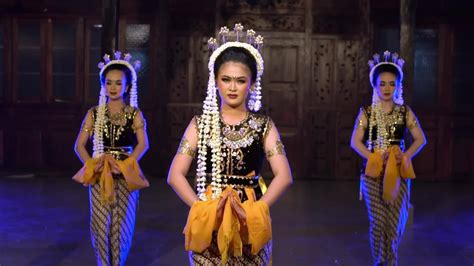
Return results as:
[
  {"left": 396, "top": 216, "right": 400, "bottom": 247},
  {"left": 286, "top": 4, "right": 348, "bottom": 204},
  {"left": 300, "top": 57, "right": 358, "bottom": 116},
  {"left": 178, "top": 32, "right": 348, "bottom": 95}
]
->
[
  {"left": 366, "top": 50, "right": 405, "bottom": 151},
  {"left": 197, "top": 23, "right": 265, "bottom": 200},
  {"left": 92, "top": 51, "right": 141, "bottom": 158}
]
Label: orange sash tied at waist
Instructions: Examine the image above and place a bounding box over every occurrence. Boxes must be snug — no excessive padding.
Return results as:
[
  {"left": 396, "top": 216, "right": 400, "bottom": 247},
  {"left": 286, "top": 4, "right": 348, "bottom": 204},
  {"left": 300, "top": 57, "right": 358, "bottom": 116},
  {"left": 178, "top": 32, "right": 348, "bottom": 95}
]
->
[
  {"left": 183, "top": 186, "right": 272, "bottom": 264},
  {"left": 72, "top": 155, "right": 149, "bottom": 204},
  {"left": 365, "top": 146, "right": 416, "bottom": 203}
]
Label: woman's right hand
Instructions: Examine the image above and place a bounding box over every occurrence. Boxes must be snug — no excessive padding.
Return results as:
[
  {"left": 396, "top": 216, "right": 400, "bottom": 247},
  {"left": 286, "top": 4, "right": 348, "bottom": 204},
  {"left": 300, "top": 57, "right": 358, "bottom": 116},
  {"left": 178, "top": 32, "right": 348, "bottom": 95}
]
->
[
  {"left": 216, "top": 192, "right": 229, "bottom": 221},
  {"left": 216, "top": 192, "right": 247, "bottom": 225},
  {"left": 94, "top": 155, "right": 105, "bottom": 174}
]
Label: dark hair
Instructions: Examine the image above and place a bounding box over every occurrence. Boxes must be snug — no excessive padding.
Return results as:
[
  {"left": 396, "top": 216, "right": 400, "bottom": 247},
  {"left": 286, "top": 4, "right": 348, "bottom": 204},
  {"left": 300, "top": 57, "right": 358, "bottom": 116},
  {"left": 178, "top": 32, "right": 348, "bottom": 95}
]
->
[
  {"left": 100, "top": 64, "right": 133, "bottom": 88},
  {"left": 371, "top": 64, "right": 402, "bottom": 86},
  {"left": 214, "top": 47, "right": 257, "bottom": 82}
]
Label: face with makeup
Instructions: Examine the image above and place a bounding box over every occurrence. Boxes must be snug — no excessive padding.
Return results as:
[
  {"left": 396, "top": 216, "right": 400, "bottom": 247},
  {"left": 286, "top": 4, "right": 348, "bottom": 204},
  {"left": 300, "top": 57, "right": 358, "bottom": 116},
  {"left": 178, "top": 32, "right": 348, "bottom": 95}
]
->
[
  {"left": 216, "top": 61, "right": 254, "bottom": 109},
  {"left": 104, "top": 69, "right": 129, "bottom": 101},
  {"left": 374, "top": 72, "right": 400, "bottom": 102}
]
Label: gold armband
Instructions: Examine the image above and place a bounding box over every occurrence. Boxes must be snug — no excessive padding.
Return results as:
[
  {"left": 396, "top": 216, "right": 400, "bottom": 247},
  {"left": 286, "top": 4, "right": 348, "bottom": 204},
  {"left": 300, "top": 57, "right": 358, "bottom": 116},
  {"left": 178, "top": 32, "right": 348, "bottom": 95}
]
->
[
  {"left": 81, "top": 127, "right": 92, "bottom": 133},
  {"left": 357, "top": 119, "right": 366, "bottom": 129},
  {"left": 177, "top": 138, "right": 196, "bottom": 158},
  {"left": 266, "top": 139, "right": 286, "bottom": 158},
  {"left": 407, "top": 119, "right": 418, "bottom": 130}
]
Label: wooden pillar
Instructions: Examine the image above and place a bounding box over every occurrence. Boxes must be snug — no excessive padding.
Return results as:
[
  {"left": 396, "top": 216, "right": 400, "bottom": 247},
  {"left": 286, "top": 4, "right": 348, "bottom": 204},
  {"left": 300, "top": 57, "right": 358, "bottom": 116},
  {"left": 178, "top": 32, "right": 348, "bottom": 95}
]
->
[
  {"left": 101, "top": 0, "right": 119, "bottom": 56},
  {"left": 400, "top": 0, "right": 417, "bottom": 227},
  {"left": 358, "top": 0, "right": 371, "bottom": 105},
  {"left": 151, "top": 0, "right": 169, "bottom": 175},
  {"left": 400, "top": 0, "right": 416, "bottom": 103}
]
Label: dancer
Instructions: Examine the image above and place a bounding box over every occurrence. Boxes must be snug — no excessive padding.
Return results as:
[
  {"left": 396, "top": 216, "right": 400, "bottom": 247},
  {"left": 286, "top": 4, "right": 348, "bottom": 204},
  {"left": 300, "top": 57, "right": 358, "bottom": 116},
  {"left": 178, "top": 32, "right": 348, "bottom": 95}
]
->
[
  {"left": 167, "top": 23, "right": 293, "bottom": 265},
  {"left": 350, "top": 51, "right": 426, "bottom": 266},
  {"left": 73, "top": 51, "right": 150, "bottom": 265}
]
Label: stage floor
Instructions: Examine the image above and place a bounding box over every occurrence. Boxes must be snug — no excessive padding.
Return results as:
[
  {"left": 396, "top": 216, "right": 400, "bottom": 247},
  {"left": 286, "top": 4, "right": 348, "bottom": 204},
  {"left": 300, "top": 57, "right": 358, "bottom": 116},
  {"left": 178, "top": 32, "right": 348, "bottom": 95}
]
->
[{"left": 1, "top": 176, "right": 473, "bottom": 265}]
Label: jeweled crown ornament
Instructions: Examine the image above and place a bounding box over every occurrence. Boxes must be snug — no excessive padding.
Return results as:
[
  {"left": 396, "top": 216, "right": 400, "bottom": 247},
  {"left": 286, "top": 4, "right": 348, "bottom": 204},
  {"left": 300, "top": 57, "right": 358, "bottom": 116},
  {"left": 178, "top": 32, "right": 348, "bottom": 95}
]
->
[
  {"left": 368, "top": 50, "right": 405, "bottom": 88},
  {"left": 97, "top": 51, "right": 141, "bottom": 108},
  {"left": 207, "top": 23, "right": 264, "bottom": 112},
  {"left": 98, "top": 51, "right": 141, "bottom": 84}
]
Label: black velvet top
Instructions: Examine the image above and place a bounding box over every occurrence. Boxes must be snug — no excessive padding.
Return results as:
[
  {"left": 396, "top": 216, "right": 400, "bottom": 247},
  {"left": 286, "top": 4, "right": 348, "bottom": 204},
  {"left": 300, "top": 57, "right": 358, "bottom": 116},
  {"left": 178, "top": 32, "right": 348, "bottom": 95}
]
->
[
  {"left": 360, "top": 104, "right": 410, "bottom": 176},
  {"left": 196, "top": 112, "right": 272, "bottom": 200},
  {"left": 92, "top": 105, "right": 139, "bottom": 160},
  {"left": 362, "top": 104, "right": 409, "bottom": 151}
]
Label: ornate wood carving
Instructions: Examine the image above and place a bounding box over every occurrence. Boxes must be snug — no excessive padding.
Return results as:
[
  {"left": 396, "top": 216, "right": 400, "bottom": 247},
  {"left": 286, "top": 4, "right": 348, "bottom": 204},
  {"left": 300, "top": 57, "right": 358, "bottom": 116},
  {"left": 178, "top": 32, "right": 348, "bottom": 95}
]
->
[
  {"left": 191, "top": 37, "right": 210, "bottom": 103},
  {"left": 303, "top": 109, "right": 332, "bottom": 177},
  {"left": 168, "top": 36, "right": 189, "bottom": 103},
  {"left": 310, "top": 38, "right": 334, "bottom": 105},
  {"left": 335, "top": 111, "right": 360, "bottom": 178},
  {"left": 223, "top": 0, "right": 305, "bottom": 10},
  {"left": 225, "top": 15, "right": 305, "bottom": 32},
  {"left": 335, "top": 40, "right": 359, "bottom": 106},
  {"left": 313, "top": 16, "right": 358, "bottom": 35}
]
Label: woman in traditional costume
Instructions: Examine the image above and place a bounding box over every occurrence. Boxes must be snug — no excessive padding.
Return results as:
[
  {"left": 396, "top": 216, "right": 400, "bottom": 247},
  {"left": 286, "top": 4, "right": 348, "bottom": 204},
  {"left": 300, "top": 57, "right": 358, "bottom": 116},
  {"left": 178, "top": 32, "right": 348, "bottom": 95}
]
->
[
  {"left": 73, "top": 51, "right": 150, "bottom": 266},
  {"left": 167, "top": 24, "right": 293, "bottom": 265},
  {"left": 350, "top": 51, "right": 427, "bottom": 266}
]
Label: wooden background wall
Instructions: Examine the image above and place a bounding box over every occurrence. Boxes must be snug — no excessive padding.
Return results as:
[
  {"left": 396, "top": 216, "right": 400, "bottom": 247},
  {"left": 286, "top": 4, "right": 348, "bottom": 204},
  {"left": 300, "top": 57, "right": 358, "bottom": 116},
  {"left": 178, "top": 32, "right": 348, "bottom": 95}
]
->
[{"left": 0, "top": 0, "right": 472, "bottom": 181}]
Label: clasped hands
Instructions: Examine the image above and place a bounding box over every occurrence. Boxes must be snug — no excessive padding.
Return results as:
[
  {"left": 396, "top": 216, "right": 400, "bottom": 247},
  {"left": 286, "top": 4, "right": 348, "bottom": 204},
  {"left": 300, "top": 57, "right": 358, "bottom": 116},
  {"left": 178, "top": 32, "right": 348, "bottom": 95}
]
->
[{"left": 93, "top": 154, "right": 122, "bottom": 175}]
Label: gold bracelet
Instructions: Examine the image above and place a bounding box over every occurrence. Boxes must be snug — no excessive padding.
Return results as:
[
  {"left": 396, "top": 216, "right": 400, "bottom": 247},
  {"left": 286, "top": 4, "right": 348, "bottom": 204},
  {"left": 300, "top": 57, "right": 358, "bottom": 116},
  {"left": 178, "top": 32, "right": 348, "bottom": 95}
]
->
[
  {"left": 177, "top": 138, "right": 196, "bottom": 158},
  {"left": 266, "top": 139, "right": 286, "bottom": 158},
  {"left": 81, "top": 127, "right": 92, "bottom": 133}
]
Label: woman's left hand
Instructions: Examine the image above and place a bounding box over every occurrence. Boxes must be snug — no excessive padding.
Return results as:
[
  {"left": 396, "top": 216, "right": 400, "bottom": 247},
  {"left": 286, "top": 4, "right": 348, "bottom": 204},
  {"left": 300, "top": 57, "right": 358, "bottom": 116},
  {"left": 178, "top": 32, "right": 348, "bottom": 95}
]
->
[
  {"left": 105, "top": 154, "right": 122, "bottom": 174},
  {"left": 394, "top": 149, "right": 403, "bottom": 165}
]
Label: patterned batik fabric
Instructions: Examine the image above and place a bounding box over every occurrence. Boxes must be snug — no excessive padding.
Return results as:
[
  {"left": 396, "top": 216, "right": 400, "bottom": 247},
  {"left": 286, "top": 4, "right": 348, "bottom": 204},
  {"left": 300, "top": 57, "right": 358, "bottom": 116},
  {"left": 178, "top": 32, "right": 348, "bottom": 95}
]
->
[
  {"left": 361, "top": 175, "right": 410, "bottom": 266},
  {"left": 189, "top": 232, "right": 272, "bottom": 266},
  {"left": 89, "top": 179, "right": 139, "bottom": 266}
]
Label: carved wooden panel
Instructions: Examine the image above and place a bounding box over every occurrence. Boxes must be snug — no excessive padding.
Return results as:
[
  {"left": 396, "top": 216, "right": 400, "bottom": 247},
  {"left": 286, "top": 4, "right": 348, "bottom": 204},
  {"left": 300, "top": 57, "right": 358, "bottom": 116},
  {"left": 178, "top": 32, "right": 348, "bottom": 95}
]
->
[
  {"left": 225, "top": 15, "right": 305, "bottom": 32},
  {"left": 313, "top": 16, "right": 358, "bottom": 35},
  {"left": 191, "top": 37, "right": 210, "bottom": 103},
  {"left": 310, "top": 38, "right": 335, "bottom": 106},
  {"left": 223, "top": 0, "right": 305, "bottom": 10},
  {"left": 412, "top": 116, "right": 438, "bottom": 179},
  {"left": 168, "top": 35, "right": 190, "bottom": 103},
  {"left": 262, "top": 38, "right": 304, "bottom": 130},
  {"left": 222, "top": 0, "right": 305, "bottom": 32},
  {"left": 267, "top": 89, "right": 298, "bottom": 127},
  {"left": 335, "top": 111, "right": 360, "bottom": 178},
  {"left": 335, "top": 40, "right": 359, "bottom": 106},
  {"left": 168, "top": 105, "right": 196, "bottom": 140},
  {"left": 303, "top": 109, "right": 333, "bottom": 177},
  {"left": 267, "top": 46, "right": 298, "bottom": 83}
]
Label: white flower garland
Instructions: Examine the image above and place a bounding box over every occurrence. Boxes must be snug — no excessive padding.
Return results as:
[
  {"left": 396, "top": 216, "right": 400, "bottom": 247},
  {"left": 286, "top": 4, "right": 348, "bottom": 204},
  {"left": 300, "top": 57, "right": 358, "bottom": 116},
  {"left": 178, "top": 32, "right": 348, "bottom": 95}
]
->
[
  {"left": 367, "top": 91, "right": 390, "bottom": 152},
  {"left": 367, "top": 81, "right": 405, "bottom": 152},
  {"left": 93, "top": 51, "right": 141, "bottom": 158},
  {"left": 92, "top": 87, "right": 107, "bottom": 158},
  {"left": 367, "top": 51, "right": 405, "bottom": 152},
  {"left": 196, "top": 37, "right": 265, "bottom": 200}
]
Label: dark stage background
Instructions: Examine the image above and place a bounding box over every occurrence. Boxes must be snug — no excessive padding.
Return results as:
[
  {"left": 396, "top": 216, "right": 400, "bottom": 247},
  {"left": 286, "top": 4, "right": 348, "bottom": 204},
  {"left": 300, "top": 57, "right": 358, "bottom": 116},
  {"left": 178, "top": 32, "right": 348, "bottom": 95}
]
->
[{"left": 0, "top": 0, "right": 473, "bottom": 182}]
